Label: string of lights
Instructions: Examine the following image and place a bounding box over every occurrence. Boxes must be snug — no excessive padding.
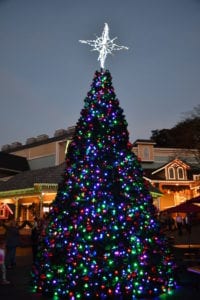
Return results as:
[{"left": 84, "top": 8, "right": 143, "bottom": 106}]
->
[{"left": 79, "top": 23, "right": 128, "bottom": 69}]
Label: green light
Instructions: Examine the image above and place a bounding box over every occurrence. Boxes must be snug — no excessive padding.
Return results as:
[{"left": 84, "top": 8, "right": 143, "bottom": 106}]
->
[
  {"left": 57, "top": 268, "right": 64, "bottom": 273},
  {"left": 32, "top": 69, "right": 176, "bottom": 299},
  {"left": 108, "top": 260, "right": 114, "bottom": 266},
  {"left": 83, "top": 268, "right": 88, "bottom": 274}
]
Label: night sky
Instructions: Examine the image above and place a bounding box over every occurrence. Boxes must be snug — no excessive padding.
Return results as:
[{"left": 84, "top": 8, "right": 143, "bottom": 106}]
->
[{"left": 0, "top": 0, "right": 200, "bottom": 147}]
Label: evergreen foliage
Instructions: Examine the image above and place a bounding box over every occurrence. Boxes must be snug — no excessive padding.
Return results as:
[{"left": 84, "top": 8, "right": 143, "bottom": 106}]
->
[
  {"left": 32, "top": 69, "right": 176, "bottom": 299},
  {"left": 151, "top": 105, "right": 200, "bottom": 149}
]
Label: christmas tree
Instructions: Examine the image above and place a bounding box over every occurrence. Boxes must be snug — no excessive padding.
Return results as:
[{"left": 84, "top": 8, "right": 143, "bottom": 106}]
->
[{"left": 32, "top": 24, "right": 176, "bottom": 299}]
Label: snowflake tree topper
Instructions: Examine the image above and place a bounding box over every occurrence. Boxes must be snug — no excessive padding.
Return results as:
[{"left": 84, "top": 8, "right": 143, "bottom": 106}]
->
[{"left": 79, "top": 23, "right": 128, "bottom": 69}]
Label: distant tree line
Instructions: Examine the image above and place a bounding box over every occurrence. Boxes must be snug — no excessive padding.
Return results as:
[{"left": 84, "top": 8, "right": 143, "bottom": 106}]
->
[
  {"left": 150, "top": 105, "right": 200, "bottom": 162},
  {"left": 150, "top": 104, "right": 200, "bottom": 148}
]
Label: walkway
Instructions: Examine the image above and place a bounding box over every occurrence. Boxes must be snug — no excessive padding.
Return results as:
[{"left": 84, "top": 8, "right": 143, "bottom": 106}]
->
[
  {"left": 0, "top": 247, "right": 42, "bottom": 300},
  {"left": 1, "top": 225, "right": 200, "bottom": 299}
]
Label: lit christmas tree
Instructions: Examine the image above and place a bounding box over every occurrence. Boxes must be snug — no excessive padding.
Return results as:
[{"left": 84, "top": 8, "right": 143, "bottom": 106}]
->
[{"left": 32, "top": 24, "right": 176, "bottom": 299}]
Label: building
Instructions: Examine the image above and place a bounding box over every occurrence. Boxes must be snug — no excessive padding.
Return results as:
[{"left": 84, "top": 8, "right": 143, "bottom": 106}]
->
[
  {"left": 133, "top": 140, "right": 200, "bottom": 210},
  {"left": 0, "top": 151, "right": 30, "bottom": 179},
  {"left": 0, "top": 131, "right": 199, "bottom": 221},
  {"left": 0, "top": 127, "right": 74, "bottom": 221}
]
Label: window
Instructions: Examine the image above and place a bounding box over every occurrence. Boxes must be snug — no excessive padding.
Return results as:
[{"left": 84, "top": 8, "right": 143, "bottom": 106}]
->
[
  {"left": 143, "top": 147, "right": 150, "bottom": 161},
  {"left": 177, "top": 167, "right": 184, "bottom": 179},
  {"left": 168, "top": 166, "right": 186, "bottom": 180},
  {"left": 169, "top": 167, "right": 175, "bottom": 179},
  {"left": 43, "top": 206, "right": 50, "bottom": 213},
  {"left": 193, "top": 174, "right": 200, "bottom": 181}
]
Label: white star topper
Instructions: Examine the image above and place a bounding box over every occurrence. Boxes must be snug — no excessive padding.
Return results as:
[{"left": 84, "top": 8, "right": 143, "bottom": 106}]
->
[{"left": 79, "top": 23, "right": 128, "bottom": 69}]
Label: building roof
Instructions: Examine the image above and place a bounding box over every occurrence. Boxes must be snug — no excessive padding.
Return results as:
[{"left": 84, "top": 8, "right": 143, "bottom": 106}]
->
[
  {"left": 151, "top": 158, "right": 190, "bottom": 175},
  {"left": 142, "top": 159, "right": 200, "bottom": 181},
  {"left": 0, "top": 152, "right": 30, "bottom": 178},
  {"left": 1, "top": 127, "right": 75, "bottom": 153},
  {"left": 133, "top": 139, "right": 156, "bottom": 146},
  {"left": 0, "top": 163, "right": 65, "bottom": 192},
  {"left": 0, "top": 162, "right": 161, "bottom": 197}
]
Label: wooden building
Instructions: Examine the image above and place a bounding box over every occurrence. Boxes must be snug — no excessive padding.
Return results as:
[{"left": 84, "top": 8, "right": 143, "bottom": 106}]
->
[{"left": 0, "top": 130, "right": 199, "bottom": 221}]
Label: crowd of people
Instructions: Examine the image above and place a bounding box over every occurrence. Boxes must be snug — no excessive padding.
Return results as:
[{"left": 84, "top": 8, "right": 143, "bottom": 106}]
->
[
  {"left": 0, "top": 215, "right": 48, "bottom": 285},
  {"left": 0, "top": 211, "right": 196, "bottom": 285},
  {"left": 0, "top": 219, "right": 28, "bottom": 284},
  {"left": 29, "top": 216, "right": 48, "bottom": 264},
  {"left": 158, "top": 212, "right": 193, "bottom": 235}
]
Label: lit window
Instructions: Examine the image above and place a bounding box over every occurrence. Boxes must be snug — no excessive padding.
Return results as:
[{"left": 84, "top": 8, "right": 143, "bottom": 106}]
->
[{"left": 43, "top": 206, "right": 50, "bottom": 213}]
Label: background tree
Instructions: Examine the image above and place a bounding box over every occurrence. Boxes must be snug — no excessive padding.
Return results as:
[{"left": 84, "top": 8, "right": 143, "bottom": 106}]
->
[
  {"left": 151, "top": 105, "right": 200, "bottom": 162},
  {"left": 32, "top": 70, "right": 176, "bottom": 299}
]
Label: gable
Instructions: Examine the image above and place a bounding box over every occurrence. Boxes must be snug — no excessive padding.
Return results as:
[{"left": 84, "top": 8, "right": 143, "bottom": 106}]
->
[
  {"left": 0, "top": 203, "right": 13, "bottom": 219},
  {"left": 151, "top": 159, "right": 190, "bottom": 181}
]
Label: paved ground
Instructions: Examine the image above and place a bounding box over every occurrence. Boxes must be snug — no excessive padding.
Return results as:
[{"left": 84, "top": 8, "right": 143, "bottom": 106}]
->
[
  {"left": 0, "top": 247, "right": 44, "bottom": 300},
  {"left": 165, "top": 221, "right": 200, "bottom": 246},
  {"left": 1, "top": 224, "right": 200, "bottom": 299}
]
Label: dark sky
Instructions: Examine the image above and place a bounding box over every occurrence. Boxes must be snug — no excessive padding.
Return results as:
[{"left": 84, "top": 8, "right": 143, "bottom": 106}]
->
[{"left": 0, "top": 0, "right": 200, "bottom": 147}]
